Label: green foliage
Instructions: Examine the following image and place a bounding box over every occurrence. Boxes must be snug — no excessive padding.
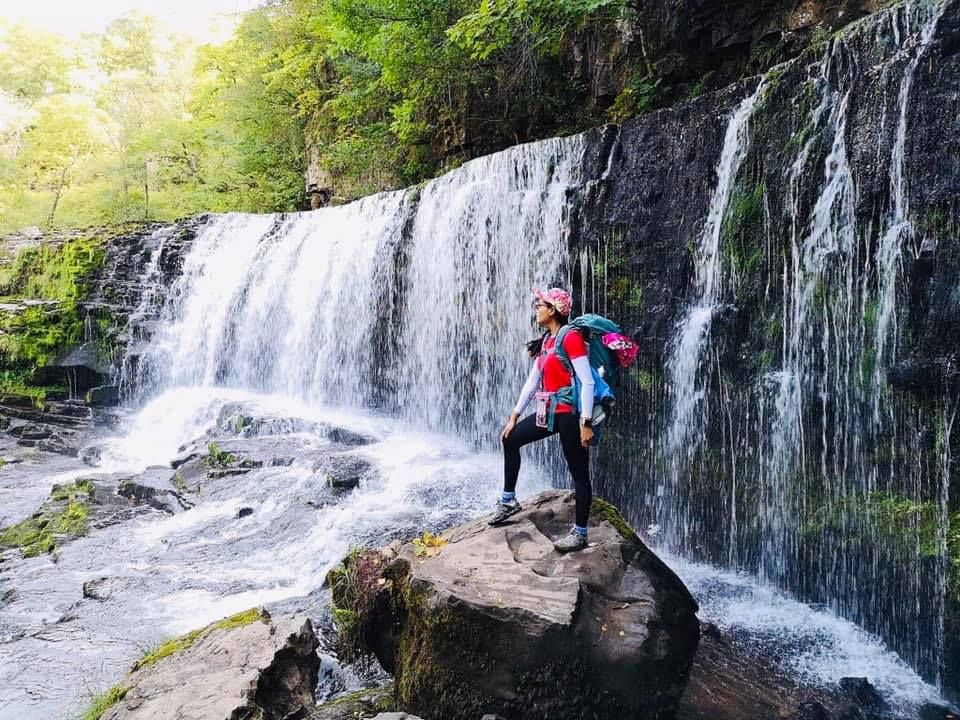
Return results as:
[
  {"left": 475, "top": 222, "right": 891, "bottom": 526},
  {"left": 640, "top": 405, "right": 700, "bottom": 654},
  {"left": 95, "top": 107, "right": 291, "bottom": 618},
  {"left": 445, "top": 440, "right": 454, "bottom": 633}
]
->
[
  {"left": 0, "top": 0, "right": 678, "bottom": 218},
  {"left": 80, "top": 685, "right": 129, "bottom": 720},
  {"left": 0, "top": 21, "right": 73, "bottom": 99},
  {"left": 412, "top": 531, "right": 448, "bottom": 557},
  {"left": 327, "top": 547, "right": 385, "bottom": 662},
  {"left": 448, "top": 0, "right": 624, "bottom": 61},
  {"left": 609, "top": 72, "right": 668, "bottom": 121},
  {"left": 134, "top": 608, "right": 266, "bottom": 670},
  {"left": 203, "top": 442, "right": 236, "bottom": 468},
  {"left": 630, "top": 366, "right": 654, "bottom": 391},
  {"left": 806, "top": 492, "right": 951, "bottom": 560},
  {"left": 172, "top": 471, "right": 200, "bottom": 495}
]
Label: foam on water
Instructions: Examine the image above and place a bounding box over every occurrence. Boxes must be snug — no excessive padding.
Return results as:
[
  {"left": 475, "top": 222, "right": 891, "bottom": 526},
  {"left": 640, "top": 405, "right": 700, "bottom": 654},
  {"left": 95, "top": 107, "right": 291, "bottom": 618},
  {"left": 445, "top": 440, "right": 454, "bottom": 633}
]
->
[{"left": 667, "top": 555, "right": 944, "bottom": 713}]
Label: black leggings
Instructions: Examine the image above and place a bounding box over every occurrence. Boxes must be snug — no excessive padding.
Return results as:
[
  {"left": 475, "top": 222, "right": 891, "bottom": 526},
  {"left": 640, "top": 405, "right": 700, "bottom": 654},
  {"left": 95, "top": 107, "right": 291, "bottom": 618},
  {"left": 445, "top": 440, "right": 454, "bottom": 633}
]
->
[{"left": 502, "top": 413, "right": 591, "bottom": 527}]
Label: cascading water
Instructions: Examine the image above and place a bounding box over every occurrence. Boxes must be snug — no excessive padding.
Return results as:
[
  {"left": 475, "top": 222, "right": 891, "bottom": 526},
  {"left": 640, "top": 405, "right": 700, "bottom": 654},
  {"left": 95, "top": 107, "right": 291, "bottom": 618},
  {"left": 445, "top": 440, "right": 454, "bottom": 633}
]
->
[
  {"left": 662, "top": 78, "right": 767, "bottom": 550},
  {"left": 873, "top": 1, "right": 946, "bottom": 413},
  {"left": 0, "top": 137, "right": 585, "bottom": 720},
  {"left": 757, "top": 0, "right": 951, "bottom": 686},
  {"left": 139, "top": 136, "right": 581, "bottom": 437},
  {"left": 647, "top": 0, "right": 955, "bottom": 700}
]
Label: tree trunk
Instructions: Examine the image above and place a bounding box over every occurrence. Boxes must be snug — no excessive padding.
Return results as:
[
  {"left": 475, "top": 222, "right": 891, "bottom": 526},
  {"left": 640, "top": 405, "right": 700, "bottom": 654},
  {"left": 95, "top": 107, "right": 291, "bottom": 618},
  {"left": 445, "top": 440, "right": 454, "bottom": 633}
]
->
[
  {"left": 143, "top": 161, "right": 150, "bottom": 220},
  {"left": 46, "top": 166, "right": 69, "bottom": 227}
]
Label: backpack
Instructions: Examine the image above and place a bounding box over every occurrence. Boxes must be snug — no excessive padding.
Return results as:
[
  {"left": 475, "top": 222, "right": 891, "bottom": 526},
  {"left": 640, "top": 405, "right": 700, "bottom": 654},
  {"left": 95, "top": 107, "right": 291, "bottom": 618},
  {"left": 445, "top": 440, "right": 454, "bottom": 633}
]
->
[{"left": 540, "top": 314, "right": 639, "bottom": 438}]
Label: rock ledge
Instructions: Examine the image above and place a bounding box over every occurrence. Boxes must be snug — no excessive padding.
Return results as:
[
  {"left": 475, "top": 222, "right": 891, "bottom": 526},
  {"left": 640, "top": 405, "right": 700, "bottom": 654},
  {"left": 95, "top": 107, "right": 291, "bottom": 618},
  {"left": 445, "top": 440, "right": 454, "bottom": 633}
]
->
[{"left": 331, "top": 490, "right": 700, "bottom": 720}]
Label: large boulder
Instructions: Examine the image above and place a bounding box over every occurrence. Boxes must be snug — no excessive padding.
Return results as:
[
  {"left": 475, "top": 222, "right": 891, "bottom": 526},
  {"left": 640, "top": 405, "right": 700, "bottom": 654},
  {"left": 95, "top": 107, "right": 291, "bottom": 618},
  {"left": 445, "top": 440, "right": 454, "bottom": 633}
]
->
[
  {"left": 330, "top": 490, "right": 699, "bottom": 720},
  {"left": 99, "top": 610, "right": 319, "bottom": 720}
]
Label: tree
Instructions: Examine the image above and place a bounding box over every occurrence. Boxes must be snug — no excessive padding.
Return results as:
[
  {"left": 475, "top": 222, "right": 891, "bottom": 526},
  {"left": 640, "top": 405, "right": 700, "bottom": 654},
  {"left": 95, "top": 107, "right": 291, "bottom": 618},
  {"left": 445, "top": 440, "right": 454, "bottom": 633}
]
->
[
  {"left": 97, "top": 12, "right": 158, "bottom": 75},
  {"left": 0, "top": 21, "right": 73, "bottom": 100},
  {"left": 17, "top": 96, "right": 99, "bottom": 227}
]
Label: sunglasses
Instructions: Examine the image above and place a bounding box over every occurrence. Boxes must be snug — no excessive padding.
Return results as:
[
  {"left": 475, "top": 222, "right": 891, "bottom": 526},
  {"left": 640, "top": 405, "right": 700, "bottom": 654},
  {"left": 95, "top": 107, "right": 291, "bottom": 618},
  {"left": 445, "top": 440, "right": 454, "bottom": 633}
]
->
[{"left": 533, "top": 301, "right": 553, "bottom": 310}]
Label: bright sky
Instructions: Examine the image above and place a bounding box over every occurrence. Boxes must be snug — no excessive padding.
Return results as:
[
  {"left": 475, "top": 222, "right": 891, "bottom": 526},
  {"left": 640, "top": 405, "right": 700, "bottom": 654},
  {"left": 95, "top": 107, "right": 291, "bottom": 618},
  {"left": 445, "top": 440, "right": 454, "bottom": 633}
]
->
[{"left": 1, "top": 0, "right": 264, "bottom": 41}]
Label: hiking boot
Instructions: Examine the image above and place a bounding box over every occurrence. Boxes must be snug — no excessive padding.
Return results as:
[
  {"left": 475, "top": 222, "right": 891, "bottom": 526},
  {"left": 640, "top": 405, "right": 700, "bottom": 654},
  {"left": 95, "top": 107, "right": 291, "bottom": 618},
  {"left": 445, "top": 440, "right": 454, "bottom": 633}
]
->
[
  {"left": 488, "top": 498, "right": 522, "bottom": 526},
  {"left": 553, "top": 529, "right": 588, "bottom": 553}
]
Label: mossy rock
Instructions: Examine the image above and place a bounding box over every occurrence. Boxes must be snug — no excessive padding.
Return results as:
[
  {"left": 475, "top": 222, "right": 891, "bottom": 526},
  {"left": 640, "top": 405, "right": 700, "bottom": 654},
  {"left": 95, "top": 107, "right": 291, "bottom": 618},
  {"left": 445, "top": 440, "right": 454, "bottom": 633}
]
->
[
  {"left": 0, "top": 478, "right": 93, "bottom": 557},
  {"left": 312, "top": 685, "right": 395, "bottom": 720},
  {"left": 333, "top": 491, "right": 699, "bottom": 720},
  {"left": 133, "top": 608, "right": 268, "bottom": 670}
]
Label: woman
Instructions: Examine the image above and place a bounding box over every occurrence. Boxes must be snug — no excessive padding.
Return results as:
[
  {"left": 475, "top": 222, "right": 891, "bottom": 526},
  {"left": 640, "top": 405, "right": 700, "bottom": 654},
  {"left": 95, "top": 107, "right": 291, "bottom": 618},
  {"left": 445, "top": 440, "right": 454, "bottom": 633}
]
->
[{"left": 490, "top": 287, "right": 595, "bottom": 553}]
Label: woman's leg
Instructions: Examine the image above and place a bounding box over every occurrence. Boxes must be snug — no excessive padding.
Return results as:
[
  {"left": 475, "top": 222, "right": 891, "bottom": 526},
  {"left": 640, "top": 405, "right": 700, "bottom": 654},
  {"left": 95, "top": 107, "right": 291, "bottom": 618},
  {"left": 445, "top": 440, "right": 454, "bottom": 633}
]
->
[
  {"left": 556, "top": 413, "right": 591, "bottom": 527},
  {"left": 502, "top": 414, "right": 552, "bottom": 493}
]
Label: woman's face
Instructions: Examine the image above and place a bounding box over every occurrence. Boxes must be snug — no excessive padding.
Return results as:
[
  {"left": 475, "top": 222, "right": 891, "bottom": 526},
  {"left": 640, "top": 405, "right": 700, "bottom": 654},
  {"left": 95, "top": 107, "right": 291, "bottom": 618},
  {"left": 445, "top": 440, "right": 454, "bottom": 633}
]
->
[{"left": 534, "top": 300, "right": 554, "bottom": 325}]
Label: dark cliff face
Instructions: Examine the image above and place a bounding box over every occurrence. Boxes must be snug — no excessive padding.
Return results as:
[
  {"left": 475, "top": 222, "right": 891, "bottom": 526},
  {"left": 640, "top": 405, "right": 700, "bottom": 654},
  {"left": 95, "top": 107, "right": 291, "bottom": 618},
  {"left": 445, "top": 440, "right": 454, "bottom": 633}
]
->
[{"left": 573, "top": 0, "right": 960, "bottom": 700}]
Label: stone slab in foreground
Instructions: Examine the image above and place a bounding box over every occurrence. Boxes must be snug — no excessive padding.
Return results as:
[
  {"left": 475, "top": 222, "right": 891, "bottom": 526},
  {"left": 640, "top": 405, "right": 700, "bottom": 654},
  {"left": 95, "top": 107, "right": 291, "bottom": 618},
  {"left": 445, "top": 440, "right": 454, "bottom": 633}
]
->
[
  {"left": 331, "top": 490, "right": 700, "bottom": 720},
  {"left": 100, "top": 609, "right": 319, "bottom": 720}
]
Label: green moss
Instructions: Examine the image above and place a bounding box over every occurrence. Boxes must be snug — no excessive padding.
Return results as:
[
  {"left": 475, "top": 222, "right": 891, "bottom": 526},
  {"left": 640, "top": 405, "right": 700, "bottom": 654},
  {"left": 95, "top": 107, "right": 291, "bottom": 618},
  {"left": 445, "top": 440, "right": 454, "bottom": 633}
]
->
[
  {"left": 590, "top": 497, "right": 640, "bottom": 544},
  {"left": 607, "top": 276, "right": 644, "bottom": 311},
  {"left": 134, "top": 608, "right": 266, "bottom": 670},
  {"left": 0, "top": 373, "right": 57, "bottom": 405},
  {"left": 785, "top": 79, "right": 820, "bottom": 153},
  {"left": 0, "top": 233, "right": 115, "bottom": 399},
  {"left": 805, "top": 492, "right": 949, "bottom": 559},
  {"left": 80, "top": 685, "right": 128, "bottom": 720},
  {"left": 809, "top": 25, "right": 831, "bottom": 49},
  {"left": 630, "top": 367, "right": 655, "bottom": 392},
  {"left": 948, "top": 512, "right": 960, "bottom": 601},
  {"left": 721, "top": 179, "right": 767, "bottom": 279},
  {"left": 171, "top": 471, "right": 200, "bottom": 495},
  {"left": 608, "top": 71, "right": 669, "bottom": 122},
  {"left": 0, "top": 236, "right": 105, "bottom": 368},
  {"left": 321, "top": 684, "right": 395, "bottom": 713},
  {"left": 0, "top": 479, "right": 93, "bottom": 556},
  {"left": 915, "top": 206, "right": 957, "bottom": 249},
  {"left": 51, "top": 478, "right": 93, "bottom": 502}
]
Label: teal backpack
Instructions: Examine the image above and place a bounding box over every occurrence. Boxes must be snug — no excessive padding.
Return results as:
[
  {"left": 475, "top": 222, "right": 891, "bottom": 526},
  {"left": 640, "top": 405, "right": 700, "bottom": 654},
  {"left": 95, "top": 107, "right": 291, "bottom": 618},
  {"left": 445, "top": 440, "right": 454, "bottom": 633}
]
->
[{"left": 540, "top": 314, "right": 631, "bottom": 438}]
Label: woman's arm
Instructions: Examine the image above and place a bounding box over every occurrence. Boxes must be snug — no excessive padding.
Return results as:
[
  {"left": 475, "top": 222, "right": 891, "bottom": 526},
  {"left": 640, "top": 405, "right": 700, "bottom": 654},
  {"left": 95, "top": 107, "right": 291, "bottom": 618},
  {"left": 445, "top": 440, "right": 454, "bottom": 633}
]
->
[
  {"left": 513, "top": 362, "right": 542, "bottom": 415},
  {"left": 570, "top": 355, "right": 595, "bottom": 420}
]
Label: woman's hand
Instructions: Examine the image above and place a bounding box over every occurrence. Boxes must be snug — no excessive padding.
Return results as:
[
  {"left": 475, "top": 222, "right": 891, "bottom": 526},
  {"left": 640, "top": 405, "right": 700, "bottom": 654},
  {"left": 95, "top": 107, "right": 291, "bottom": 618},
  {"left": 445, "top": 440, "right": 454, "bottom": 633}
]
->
[
  {"left": 501, "top": 414, "right": 519, "bottom": 440},
  {"left": 580, "top": 425, "right": 594, "bottom": 448}
]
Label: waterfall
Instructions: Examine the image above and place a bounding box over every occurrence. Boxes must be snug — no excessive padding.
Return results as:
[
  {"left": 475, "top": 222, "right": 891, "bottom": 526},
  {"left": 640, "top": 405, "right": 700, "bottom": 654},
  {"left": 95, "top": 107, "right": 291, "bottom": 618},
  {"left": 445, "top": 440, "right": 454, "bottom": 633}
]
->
[
  {"left": 646, "top": 0, "right": 954, "bottom": 694},
  {"left": 118, "top": 225, "right": 179, "bottom": 395},
  {"left": 873, "top": 0, "right": 946, "bottom": 422},
  {"left": 661, "top": 78, "right": 767, "bottom": 550},
  {"left": 137, "top": 137, "right": 584, "bottom": 444}
]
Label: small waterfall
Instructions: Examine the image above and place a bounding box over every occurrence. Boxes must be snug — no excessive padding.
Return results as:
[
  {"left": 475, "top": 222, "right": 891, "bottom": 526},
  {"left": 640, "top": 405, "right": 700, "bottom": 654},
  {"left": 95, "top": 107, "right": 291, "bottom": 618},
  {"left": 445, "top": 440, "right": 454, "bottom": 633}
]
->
[
  {"left": 873, "top": 0, "right": 946, "bottom": 423},
  {"left": 117, "top": 225, "right": 180, "bottom": 396},
  {"left": 395, "top": 137, "right": 582, "bottom": 442},
  {"left": 662, "top": 78, "right": 767, "bottom": 549},
  {"left": 760, "top": 47, "right": 859, "bottom": 588},
  {"left": 755, "top": 0, "right": 951, "bottom": 684}
]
